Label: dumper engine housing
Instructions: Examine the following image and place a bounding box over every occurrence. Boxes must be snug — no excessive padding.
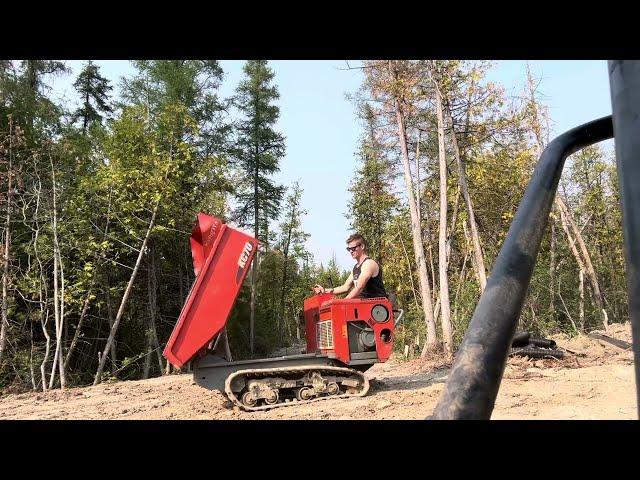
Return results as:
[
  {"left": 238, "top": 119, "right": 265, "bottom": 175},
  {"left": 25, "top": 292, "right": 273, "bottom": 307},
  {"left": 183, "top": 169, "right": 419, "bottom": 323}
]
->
[{"left": 303, "top": 294, "right": 395, "bottom": 365}]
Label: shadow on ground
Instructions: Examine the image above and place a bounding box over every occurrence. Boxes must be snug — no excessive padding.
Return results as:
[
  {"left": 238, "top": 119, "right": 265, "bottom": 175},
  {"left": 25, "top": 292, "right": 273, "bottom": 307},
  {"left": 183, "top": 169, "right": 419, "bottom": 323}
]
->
[{"left": 368, "top": 368, "right": 449, "bottom": 396}]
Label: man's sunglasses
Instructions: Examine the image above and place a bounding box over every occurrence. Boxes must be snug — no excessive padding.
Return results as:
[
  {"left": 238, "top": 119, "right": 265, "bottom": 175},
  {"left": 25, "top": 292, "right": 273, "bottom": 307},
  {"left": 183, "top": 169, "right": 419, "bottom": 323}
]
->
[{"left": 346, "top": 244, "right": 361, "bottom": 252}]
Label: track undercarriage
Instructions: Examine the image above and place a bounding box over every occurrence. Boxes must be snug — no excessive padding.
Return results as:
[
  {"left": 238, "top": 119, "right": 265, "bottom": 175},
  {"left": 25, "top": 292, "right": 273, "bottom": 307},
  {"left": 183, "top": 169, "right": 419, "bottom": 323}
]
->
[
  {"left": 225, "top": 365, "right": 369, "bottom": 411},
  {"left": 193, "top": 352, "right": 372, "bottom": 412}
]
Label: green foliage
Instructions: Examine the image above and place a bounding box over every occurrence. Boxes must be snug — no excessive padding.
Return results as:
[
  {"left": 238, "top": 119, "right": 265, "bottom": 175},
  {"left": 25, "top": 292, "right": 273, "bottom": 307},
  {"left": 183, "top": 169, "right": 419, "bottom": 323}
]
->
[{"left": 0, "top": 58, "right": 632, "bottom": 395}]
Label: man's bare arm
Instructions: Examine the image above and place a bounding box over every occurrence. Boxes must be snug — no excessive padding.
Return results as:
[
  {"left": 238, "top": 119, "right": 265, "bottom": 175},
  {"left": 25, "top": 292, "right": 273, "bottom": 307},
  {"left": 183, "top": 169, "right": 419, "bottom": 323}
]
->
[
  {"left": 314, "top": 272, "right": 353, "bottom": 295},
  {"left": 331, "top": 272, "right": 354, "bottom": 295}
]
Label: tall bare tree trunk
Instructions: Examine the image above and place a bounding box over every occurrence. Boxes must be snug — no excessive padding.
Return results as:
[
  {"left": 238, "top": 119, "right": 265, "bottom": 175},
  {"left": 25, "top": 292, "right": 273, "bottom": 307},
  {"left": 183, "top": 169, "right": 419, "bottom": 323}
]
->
[
  {"left": 579, "top": 269, "right": 585, "bottom": 331},
  {"left": 39, "top": 302, "right": 51, "bottom": 391},
  {"left": 279, "top": 220, "right": 294, "bottom": 346},
  {"left": 442, "top": 96, "right": 487, "bottom": 291},
  {"left": 397, "top": 228, "right": 421, "bottom": 313},
  {"left": 168, "top": 254, "right": 188, "bottom": 375},
  {"left": 556, "top": 197, "right": 607, "bottom": 330},
  {"left": 526, "top": 65, "right": 607, "bottom": 332},
  {"left": 427, "top": 241, "right": 437, "bottom": 304},
  {"left": 94, "top": 202, "right": 159, "bottom": 385},
  {"left": 0, "top": 117, "right": 14, "bottom": 367},
  {"left": 59, "top": 237, "right": 66, "bottom": 382},
  {"left": 249, "top": 255, "right": 257, "bottom": 356},
  {"left": 435, "top": 86, "right": 453, "bottom": 355},
  {"left": 104, "top": 273, "right": 117, "bottom": 369},
  {"left": 446, "top": 186, "right": 461, "bottom": 263},
  {"left": 29, "top": 321, "right": 36, "bottom": 390},
  {"left": 550, "top": 221, "right": 556, "bottom": 318},
  {"left": 250, "top": 147, "right": 260, "bottom": 356},
  {"left": 223, "top": 327, "right": 233, "bottom": 361},
  {"left": 64, "top": 290, "right": 92, "bottom": 372},
  {"left": 558, "top": 203, "right": 587, "bottom": 331},
  {"left": 388, "top": 61, "right": 437, "bottom": 352},
  {"left": 142, "top": 340, "right": 152, "bottom": 378},
  {"left": 143, "top": 251, "right": 155, "bottom": 379},
  {"left": 279, "top": 256, "right": 289, "bottom": 346},
  {"left": 419, "top": 217, "right": 437, "bottom": 305},
  {"left": 31, "top": 162, "right": 50, "bottom": 390},
  {"left": 48, "top": 151, "right": 66, "bottom": 389},
  {"left": 147, "top": 243, "right": 163, "bottom": 373},
  {"left": 453, "top": 250, "right": 469, "bottom": 324},
  {"left": 558, "top": 203, "right": 586, "bottom": 270},
  {"left": 49, "top": 229, "right": 61, "bottom": 389},
  {"left": 415, "top": 130, "right": 421, "bottom": 226}
]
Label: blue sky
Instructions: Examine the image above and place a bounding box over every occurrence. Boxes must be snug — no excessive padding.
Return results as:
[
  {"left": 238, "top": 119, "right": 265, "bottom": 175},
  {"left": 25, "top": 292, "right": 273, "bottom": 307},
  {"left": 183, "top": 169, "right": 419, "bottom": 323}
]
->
[{"left": 49, "top": 60, "right": 614, "bottom": 271}]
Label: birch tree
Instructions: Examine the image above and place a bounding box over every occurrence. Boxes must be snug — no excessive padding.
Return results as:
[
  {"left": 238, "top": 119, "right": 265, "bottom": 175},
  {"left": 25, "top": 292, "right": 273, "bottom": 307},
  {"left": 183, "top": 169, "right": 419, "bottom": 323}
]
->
[
  {"left": 432, "top": 69, "right": 453, "bottom": 355},
  {"left": 47, "top": 149, "right": 66, "bottom": 389},
  {"left": 384, "top": 61, "right": 438, "bottom": 351},
  {"left": 524, "top": 66, "right": 607, "bottom": 331}
]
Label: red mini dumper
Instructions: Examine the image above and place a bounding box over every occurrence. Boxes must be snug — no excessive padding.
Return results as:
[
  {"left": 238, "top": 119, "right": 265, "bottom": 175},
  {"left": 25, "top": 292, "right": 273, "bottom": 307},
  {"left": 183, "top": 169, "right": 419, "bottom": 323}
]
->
[{"left": 163, "top": 213, "right": 403, "bottom": 411}]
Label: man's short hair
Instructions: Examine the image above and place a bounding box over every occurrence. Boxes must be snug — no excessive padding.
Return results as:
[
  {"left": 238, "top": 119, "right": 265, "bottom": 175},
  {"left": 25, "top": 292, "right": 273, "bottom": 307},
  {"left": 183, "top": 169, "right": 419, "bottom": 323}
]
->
[{"left": 346, "top": 233, "right": 366, "bottom": 250}]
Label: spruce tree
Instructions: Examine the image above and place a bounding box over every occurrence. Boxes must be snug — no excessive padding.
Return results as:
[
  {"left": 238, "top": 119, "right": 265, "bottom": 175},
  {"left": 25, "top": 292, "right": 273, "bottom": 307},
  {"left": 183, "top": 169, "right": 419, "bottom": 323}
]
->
[
  {"left": 72, "top": 61, "right": 113, "bottom": 135},
  {"left": 232, "top": 60, "right": 285, "bottom": 354},
  {"left": 17, "top": 61, "right": 67, "bottom": 141}
]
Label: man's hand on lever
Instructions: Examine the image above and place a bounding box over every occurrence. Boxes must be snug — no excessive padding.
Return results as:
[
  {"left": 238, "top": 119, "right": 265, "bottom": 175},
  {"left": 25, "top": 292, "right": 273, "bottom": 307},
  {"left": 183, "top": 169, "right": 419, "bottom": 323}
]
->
[{"left": 313, "top": 284, "right": 336, "bottom": 295}]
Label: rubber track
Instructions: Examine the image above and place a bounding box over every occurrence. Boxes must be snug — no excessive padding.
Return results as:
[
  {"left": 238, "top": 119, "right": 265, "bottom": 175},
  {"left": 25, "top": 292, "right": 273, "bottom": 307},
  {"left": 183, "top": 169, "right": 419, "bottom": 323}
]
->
[
  {"left": 511, "top": 331, "right": 531, "bottom": 348},
  {"left": 224, "top": 365, "right": 370, "bottom": 412},
  {"left": 509, "top": 346, "right": 565, "bottom": 359}
]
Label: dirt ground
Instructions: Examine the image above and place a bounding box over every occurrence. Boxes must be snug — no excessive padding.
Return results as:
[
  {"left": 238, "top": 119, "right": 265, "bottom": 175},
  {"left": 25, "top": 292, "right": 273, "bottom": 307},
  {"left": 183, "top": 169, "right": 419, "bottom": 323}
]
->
[{"left": 0, "top": 323, "right": 636, "bottom": 420}]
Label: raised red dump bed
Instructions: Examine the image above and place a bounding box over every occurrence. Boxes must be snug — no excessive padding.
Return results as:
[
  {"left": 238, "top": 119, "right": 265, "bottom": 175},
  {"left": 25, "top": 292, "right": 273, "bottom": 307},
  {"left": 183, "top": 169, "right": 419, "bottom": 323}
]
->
[{"left": 163, "top": 213, "right": 258, "bottom": 368}]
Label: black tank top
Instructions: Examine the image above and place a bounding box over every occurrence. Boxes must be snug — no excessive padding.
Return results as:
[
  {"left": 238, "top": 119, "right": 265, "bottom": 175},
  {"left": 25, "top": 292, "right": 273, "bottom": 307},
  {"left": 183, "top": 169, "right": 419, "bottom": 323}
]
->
[{"left": 353, "top": 258, "right": 387, "bottom": 299}]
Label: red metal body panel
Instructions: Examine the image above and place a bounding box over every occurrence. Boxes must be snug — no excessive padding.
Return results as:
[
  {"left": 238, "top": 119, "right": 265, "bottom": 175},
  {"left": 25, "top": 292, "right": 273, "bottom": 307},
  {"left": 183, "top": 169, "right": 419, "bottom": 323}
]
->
[
  {"left": 304, "top": 295, "right": 395, "bottom": 364},
  {"left": 303, "top": 293, "right": 334, "bottom": 353},
  {"left": 190, "top": 213, "right": 223, "bottom": 277},
  {"left": 163, "top": 214, "right": 257, "bottom": 368}
]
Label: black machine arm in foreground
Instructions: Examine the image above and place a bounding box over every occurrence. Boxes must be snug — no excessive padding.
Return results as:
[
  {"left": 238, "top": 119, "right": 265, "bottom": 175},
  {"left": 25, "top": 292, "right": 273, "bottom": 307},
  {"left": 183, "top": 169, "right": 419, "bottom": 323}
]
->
[
  {"left": 432, "top": 116, "right": 614, "bottom": 420},
  {"left": 609, "top": 60, "right": 640, "bottom": 418}
]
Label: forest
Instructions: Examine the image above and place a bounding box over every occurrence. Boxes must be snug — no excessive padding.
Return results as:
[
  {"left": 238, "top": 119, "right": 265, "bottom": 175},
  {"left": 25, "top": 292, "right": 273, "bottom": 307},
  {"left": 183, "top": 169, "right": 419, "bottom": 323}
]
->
[{"left": 0, "top": 60, "right": 625, "bottom": 392}]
